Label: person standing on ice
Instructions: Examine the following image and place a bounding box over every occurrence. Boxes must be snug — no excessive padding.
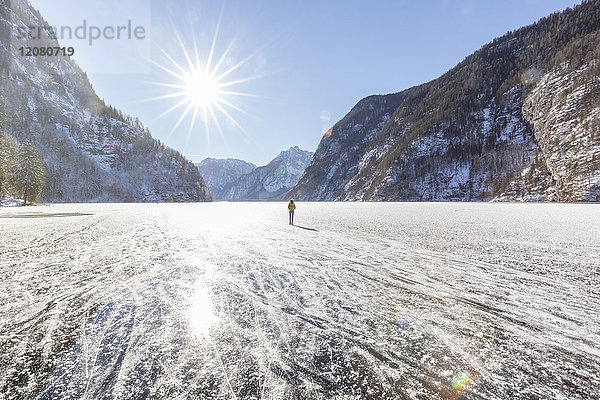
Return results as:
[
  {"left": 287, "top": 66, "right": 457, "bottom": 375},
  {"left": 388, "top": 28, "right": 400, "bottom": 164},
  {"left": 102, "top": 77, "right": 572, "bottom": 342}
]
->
[{"left": 288, "top": 200, "right": 296, "bottom": 225}]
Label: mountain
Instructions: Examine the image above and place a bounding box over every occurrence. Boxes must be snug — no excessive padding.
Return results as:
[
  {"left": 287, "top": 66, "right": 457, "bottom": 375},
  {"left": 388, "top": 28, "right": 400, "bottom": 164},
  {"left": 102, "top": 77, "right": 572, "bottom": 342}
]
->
[
  {"left": 195, "top": 158, "right": 256, "bottom": 200},
  {"left": 0, "top": 0, "right": 211, "bottom": 202},
  {"left": 288, "top": 1, "right": 600, "bottom": 202},
  {"left": 209, "top": 146, "right": 313, "bottom": 201}
]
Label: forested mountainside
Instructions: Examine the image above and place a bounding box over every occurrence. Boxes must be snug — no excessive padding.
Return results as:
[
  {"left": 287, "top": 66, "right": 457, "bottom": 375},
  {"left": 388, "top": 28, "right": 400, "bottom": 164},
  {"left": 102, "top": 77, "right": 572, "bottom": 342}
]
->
[
  {"left": 289, "top": 0, "right": 600, "bottom": 202},
  {"left": 0, "top": 0, "right": 211, "bottom": 202},
  {"left": 201, "top": 146, "right": 313, "bottom": 201}
]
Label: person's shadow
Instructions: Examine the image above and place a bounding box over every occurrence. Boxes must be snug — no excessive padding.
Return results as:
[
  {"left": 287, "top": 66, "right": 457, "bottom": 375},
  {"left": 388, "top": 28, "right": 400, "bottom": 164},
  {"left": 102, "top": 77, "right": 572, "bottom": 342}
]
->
[{"left": 294, "top": 225, "right": 318, "bottom": 232}]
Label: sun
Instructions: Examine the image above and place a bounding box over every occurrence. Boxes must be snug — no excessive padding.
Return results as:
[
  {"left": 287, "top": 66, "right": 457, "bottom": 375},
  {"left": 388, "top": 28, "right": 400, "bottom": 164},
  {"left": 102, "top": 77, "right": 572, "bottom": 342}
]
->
[
  {"left": 184, "top": 71, "right": 221, "bottom": 108},
  {"left": 142, "top": 10, "right": 264, "bottom": 144}
]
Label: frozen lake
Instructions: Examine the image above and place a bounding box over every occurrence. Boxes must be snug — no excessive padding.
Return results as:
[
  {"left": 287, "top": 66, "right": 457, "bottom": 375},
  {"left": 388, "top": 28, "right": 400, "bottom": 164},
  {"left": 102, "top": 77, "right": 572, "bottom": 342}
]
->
[{"left": 1, "top": 202, "right": 599, "bottom": 399}]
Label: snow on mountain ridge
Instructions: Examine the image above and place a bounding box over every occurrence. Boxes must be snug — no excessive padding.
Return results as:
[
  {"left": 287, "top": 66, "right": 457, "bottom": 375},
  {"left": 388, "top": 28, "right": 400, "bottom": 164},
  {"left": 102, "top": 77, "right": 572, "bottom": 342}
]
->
[
  {"left": 202, "top": 146, "right": 313, "bottom": 201},
  {"left": 196, "top": 158, "right": 257, "bottom": 199}
]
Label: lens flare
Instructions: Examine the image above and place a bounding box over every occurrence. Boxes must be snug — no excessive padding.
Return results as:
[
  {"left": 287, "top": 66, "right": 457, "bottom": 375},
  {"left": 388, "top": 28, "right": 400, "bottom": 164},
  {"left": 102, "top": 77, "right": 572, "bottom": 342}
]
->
[
  {"left": 520, "top": 67, "right": 543, "bottom": 85},
  {"left": 451, "top": 371, "right": 470, "bottom": 389},
  {"left": 421, "top": 337, "right": 499, "bottom": 400},
  {"left": 394, "top": 310, "right": 422, "bottom": 335}
]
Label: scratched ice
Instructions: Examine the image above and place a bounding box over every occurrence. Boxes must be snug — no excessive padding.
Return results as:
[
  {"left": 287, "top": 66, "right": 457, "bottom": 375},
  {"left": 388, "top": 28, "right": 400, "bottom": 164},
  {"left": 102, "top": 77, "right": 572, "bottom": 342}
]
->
[{"left": 1, "top": 203, "right": 599, "bottom": 399}]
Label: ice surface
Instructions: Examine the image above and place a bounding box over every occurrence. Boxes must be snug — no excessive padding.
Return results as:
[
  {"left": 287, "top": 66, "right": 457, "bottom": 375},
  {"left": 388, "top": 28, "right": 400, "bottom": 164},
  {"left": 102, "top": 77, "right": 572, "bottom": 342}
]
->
[{"left": 1, "top": 203, "right": 599, "bottom": 399}]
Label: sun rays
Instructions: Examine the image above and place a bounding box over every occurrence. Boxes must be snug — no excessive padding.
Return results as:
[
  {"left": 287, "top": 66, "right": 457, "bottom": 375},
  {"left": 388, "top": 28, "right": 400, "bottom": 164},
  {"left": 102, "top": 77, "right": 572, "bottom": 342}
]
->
[{"left": 144, "top": 10, "right": 263, "bottom": 145}]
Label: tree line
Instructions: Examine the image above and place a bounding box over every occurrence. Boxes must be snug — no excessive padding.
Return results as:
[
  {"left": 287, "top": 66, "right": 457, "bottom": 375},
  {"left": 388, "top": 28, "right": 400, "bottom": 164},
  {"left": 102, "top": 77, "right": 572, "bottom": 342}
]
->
[{"left": 0, "top": 111, "right": 46, "bottom": 205}]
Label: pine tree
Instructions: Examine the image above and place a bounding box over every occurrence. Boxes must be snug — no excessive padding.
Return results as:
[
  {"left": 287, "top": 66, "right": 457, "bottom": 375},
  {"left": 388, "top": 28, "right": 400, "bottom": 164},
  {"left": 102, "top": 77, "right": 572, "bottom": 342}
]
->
[
  {"left": 11, "top": 142, "right": 46, "bottom": 205},
  {"left": 0, "top": 131, "right": 20, "bottom": 197}
]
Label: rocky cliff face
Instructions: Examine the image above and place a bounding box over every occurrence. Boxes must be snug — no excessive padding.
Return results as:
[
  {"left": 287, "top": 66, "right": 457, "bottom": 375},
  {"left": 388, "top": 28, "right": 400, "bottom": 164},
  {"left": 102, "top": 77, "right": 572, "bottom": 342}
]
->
[
  {"left": 522, "top": 63, "right": 600, "bottom": 201},
  {"left": 196, "top": 158, "right": 256, "bottom": 200},
  {"left": 0, "top": 0, "right": 211, "bottom": 202},
  {"left": 344, "top": 87, "right": 538, "bottom": 202},
  {"left": 215, "top": 146, "right": 313, "bottom": 201},
  {"left": 288, "top": 1, "right": 600, "bottom": 202}
]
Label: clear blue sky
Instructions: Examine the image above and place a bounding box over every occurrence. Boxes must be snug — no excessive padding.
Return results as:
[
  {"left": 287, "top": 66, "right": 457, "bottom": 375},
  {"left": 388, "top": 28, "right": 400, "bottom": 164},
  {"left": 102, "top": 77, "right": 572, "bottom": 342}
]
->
[{"left": 30, "top": 0, "right": 581, "bottom": 166}]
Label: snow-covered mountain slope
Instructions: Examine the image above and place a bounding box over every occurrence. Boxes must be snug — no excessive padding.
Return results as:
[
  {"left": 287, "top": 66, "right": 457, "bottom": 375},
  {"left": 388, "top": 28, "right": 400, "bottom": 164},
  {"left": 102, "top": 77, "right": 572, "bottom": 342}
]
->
[
  {"left": 521, "top": 62, "right": 600, "bottom": 201},
  {"left": 196, "top": 158, "right": 256, "bottom": 200},
  {"left": 218, "top": 146, "right": 313, "bottom": 201},
  {"left": 0, "top": 0, "right": 211, "bottom": 202},
  {"left": 288, "top": 1, "right": 600, "bottom": 202},
  {"left": 289, "top": 92, "right": 409, "bottom": 201}
]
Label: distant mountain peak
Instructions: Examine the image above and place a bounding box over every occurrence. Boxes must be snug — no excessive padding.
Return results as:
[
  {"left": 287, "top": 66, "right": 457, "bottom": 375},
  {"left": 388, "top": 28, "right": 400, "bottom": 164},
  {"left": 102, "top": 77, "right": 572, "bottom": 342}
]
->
[
  {"left": 198, "top": 157, "right": 256, "bottom": 169},
  {"left": 195, "top": 158, "right": 256, "bottom": 200},
  {"left": 273, "top": 146, "right": 313, "bottom": 162},
  {"left": 197, "top": 147, "right": 313, "bottom": 201}
]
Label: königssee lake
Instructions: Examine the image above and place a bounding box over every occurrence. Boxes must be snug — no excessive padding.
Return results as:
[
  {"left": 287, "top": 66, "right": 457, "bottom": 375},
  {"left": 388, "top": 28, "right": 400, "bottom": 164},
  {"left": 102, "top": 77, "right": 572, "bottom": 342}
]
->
[{"left": 1, "top": 203, "right": 598, "bottom": 399}]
